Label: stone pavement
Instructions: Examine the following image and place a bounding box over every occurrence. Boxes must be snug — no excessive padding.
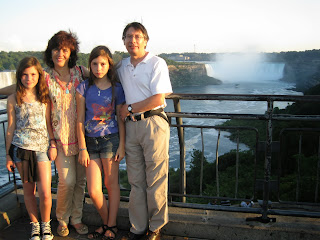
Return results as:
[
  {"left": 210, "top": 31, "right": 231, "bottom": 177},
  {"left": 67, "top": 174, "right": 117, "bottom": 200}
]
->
[{"left": 0, "top": 216, "right": 191, "bottom": 240}]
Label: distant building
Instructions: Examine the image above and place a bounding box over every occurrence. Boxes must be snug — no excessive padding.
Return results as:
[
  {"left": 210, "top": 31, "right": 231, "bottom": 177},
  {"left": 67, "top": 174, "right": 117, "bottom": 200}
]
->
[{"left": 168, "top": 55, "right": 190, "bottom": 61}]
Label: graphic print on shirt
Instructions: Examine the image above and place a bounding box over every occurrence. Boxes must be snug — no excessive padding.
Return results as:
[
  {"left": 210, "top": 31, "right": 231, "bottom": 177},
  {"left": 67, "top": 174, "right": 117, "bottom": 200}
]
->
[
  {"left": 92, "top": 103, "right": 112, "bottom": 124},
  {"left": 85, "top": 96, "right": 115, "bottom": 135}
]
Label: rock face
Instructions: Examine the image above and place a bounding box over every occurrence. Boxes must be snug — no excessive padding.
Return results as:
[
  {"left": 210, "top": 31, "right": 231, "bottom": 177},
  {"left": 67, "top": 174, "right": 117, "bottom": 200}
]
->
[
  {"left": 168, "top": 63, "right": 222, "bottom": 87},
  {"left": 282, "top": 59, "right": 320, "bottom": 91}
]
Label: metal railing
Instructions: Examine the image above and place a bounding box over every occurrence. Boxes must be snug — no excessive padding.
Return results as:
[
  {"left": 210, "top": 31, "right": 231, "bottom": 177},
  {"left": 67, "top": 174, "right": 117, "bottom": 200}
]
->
[
  {"left": 1, "top": 93, "right": 320, "bottom": 223},
  {"left": 165, "top": 93, "right": 320, "bottom": 222}
]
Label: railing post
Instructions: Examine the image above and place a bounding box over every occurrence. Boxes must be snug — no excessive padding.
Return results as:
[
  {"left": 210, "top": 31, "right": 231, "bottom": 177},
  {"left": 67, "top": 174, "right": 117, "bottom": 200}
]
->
[
  {"left": 315, "top": 136, "right": 320, "bottom": 202},
  {"left": 235, "top": 130, "right": 239, "bottom": 198},
  {"left": 173, "top": 98, "right": 186, "bottom": 203},
  {"left": 216, "top": 129, "right": 221, "bottom": 197},
  {"left": 296, "top": 135, "right": 302, "bottom": 202},
  {"left": 200, "top": 128, "right": 204, "bottom": 195},
  {"left": 262, "top": 99, "right": 274, "bottom": 222}
]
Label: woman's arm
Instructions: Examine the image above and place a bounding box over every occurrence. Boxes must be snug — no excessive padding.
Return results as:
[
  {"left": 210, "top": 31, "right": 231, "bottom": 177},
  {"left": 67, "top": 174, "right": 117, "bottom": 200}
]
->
[
  {"left": 115, "top": 104, "right": 125, "bottom": 162},
  {"left": 6, "top": 94, "right": 16, "bottom": 172},
  {"left": 46, "top": 101, "right": 57, "bottom": 161},
  {"left": 0, "top": 84, "right": 16, "bottom": 95},
  {"left": 76, "top": 92, "right": 90, "bottom": 167}
]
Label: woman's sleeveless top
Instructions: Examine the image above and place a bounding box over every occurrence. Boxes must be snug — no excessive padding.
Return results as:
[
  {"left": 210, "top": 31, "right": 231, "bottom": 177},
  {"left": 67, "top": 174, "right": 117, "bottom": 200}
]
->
[{"left": 12, "top": 101, "right": 49, "bottom": 152}]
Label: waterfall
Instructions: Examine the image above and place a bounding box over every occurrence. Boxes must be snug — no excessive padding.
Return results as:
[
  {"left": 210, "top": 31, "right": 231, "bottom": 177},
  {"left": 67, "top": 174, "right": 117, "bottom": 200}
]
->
[
  {"left": 0, "top": 71, "right": 16, "bottom": 88},
  {"left": 206, "top": 62, "right": 285, "bottom": 82},
  {"left": 205, "top": 53, "right": 285, "bottom": 82},
  {"left": 0, "top": 71, "right": 15, "bottom": 110}
]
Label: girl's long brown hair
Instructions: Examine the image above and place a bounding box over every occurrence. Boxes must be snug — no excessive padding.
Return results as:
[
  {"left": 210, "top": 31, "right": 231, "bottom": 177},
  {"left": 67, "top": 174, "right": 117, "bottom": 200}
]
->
[{"left": 16, "top": 57, "right": 50, "bottom": 105}]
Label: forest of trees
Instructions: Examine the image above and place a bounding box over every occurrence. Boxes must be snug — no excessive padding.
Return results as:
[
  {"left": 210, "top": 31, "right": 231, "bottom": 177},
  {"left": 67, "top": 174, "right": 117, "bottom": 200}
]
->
[
  {"left": 1, "top": 49, "right": 320, "bottom": 71},
  {"left": 0, "top": 51, "right": 131, "bottom": 71}
]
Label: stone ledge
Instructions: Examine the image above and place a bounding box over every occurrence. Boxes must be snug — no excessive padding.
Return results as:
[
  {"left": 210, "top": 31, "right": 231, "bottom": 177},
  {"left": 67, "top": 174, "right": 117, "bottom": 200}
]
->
[{"left": 1, "top": 189, "right": 320, "bottom": 240}]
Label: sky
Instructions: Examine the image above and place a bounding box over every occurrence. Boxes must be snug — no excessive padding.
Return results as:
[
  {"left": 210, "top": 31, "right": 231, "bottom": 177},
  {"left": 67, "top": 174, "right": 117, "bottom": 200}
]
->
[{"left": 0, "top": 0, "right": 319, "bottom": 54}]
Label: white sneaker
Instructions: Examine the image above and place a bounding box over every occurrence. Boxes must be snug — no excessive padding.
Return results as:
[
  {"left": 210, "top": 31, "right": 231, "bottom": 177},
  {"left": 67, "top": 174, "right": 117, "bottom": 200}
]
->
[
  {"left": 29, "top": 222, "right": 40, "bottom": 240},
  {"left": 41, "top": 220, "right": 54, "bottom": 240}
]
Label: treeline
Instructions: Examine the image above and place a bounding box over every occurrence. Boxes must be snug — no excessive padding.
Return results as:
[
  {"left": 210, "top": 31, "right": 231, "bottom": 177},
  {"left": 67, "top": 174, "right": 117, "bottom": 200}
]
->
[
  {"left": 0, "top": 51, "right": 130, "bottom": 71},
  {"left": 3, "top": 49, "right": 320, "bottom": 71},
  {"left": 160, "top": 49, "right": 320, "bottom": 62}
]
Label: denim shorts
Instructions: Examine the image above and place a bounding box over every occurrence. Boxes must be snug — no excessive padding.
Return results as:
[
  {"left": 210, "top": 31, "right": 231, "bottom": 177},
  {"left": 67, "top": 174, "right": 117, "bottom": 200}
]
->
[
  {"left": 12, "top": 145, "right": 50, "bottom": 163},
  {"left": 85, "top": 133, "right": 119, "bottom": 159}
]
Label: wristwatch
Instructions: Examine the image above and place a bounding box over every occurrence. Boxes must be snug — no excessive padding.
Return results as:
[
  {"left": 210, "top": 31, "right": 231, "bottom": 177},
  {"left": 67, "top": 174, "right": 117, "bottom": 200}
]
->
[{"left": 127, "top": 104, "right": 133, "bottom": 114}]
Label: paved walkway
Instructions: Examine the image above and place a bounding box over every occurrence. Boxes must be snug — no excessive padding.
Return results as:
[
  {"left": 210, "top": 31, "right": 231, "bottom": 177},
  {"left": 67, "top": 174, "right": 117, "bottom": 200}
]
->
[
  {"left": 0, "top": 215, "right": 196, "bottom": 240},
  {"left": 1, "top": 190, "right": 320, "bottom": 240}
]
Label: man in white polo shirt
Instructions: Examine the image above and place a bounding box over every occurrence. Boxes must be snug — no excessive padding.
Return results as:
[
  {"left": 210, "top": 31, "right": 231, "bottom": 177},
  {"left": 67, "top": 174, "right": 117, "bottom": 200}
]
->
[{"left": 118, "top": 22, "right": 172, "bottom": 240}]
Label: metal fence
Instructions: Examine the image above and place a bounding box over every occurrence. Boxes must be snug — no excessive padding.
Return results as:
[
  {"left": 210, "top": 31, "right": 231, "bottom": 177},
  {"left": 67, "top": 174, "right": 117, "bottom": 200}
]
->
[
  {"left": 165, "top": 93, "right": 320, "bottom": 222},
  {"left": 1, "top": 93, "right": 320, "bottom": 223}
]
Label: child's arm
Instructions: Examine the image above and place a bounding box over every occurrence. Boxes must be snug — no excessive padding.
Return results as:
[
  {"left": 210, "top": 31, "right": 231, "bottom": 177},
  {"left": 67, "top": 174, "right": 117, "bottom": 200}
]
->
[
  {"left": 46, "top": 100, "right": 57, "bottom": 161},
  {"left": 76, "top": 92, "right": 90, "bottom": 167},
  {"left": 6, "top": 94, "right": 16, "bottom": 172},
  {"left": 115, "top": 104, "right": 125, "bottom": 162}
]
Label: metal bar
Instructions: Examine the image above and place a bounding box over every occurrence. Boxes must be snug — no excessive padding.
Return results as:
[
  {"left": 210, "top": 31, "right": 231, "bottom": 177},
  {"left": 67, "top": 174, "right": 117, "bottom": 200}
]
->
[
  {"left": 166, "top": 112, "right": 320, "bottom": 121},
  {"left": 200, "top": 128, "right": 204, "bottom": 195},
  {"left": 235, "top": 130, "right": 239, "bottom": 198},
  {"left": 296, "top": 135, "right": 302, "bottom": 202},
  {"left": 216, "top": 129, "right": 221, "bottom": 197},
  {"left": 261, "top": 99, "right": 273, "bottom": 221},
  {"left": 166, "top": 93, "right": 320, "bottom": 102},
  {"left": 315, "top": 136, "right": 320, "bottom": 202},
  {"left": 173, "top": 98, "right": 186, "bottom": 203}
]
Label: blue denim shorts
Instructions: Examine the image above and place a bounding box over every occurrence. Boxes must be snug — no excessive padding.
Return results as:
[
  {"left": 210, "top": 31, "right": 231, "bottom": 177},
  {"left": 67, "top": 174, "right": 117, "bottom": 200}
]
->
[
  {"left": 85, "top": 133, "right": 119, "bottom": 159},
  {"left": 12, "top": 145, "right": 50, "bottom": 163}
]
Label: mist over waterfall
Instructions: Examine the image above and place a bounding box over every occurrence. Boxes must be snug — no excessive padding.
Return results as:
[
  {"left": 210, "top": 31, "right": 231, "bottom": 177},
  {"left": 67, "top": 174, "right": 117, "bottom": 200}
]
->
[
  {"left": 0, "top": 71, "right": 16, "bottom": 88},
  {"left": 205, "top": 53, "right": 285, "bottom": 82}
]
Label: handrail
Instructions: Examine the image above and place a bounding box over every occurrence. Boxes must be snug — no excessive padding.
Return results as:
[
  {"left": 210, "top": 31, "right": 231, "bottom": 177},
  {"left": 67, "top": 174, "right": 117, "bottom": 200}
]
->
[
  {"left": 165, "top": 93, "right": 320, "bottom": 222},
  {"left": 1, "top": 93, "right": 320, "bottom": 223}
]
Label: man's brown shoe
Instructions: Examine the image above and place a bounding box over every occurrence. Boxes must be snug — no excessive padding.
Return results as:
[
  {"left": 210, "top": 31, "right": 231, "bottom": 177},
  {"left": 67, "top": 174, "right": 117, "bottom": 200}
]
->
[
  {"left": 121, "top": 231, "right": 145, "bottom": 240},
  {"left": 145, "top": 230, "right": 161, "bottom": 240}
]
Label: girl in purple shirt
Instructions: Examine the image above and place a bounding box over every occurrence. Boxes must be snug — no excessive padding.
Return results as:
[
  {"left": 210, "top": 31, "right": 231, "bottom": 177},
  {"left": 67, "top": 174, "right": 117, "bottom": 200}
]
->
[{"left": 76, "top": 45, "right": 125, "bottom": 240}]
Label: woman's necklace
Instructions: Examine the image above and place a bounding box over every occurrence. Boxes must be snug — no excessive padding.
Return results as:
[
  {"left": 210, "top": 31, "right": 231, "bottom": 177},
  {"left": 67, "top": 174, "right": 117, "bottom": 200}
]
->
[{"left": 55, "top": 71, "right": 73, "bottom": 94}]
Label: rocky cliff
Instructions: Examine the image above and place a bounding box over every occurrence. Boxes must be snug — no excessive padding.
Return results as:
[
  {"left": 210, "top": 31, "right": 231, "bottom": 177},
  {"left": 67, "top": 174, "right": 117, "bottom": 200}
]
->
[
  {"left": 168, "top": 63, "right": 221, "bottom": 87},
  {"left": 282, "top": 59, "right": 320, "bottom": 91}
]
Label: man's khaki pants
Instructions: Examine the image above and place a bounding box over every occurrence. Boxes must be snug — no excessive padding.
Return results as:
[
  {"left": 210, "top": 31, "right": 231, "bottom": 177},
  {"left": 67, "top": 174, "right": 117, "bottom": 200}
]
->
[{"left": 125, "top": 115, "right": 169, "bottom": 234}]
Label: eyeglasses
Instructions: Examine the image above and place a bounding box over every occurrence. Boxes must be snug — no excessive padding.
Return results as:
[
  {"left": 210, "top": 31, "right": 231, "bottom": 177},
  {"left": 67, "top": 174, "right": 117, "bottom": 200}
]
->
[{"left": 125, "top": 35, "right": 144, "bottom": 41}]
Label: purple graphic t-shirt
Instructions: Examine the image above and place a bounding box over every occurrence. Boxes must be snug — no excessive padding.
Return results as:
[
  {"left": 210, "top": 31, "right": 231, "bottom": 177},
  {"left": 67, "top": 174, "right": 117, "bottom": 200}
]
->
[{"left": 76, "top": 80, "right": 125, "bottom": 137}]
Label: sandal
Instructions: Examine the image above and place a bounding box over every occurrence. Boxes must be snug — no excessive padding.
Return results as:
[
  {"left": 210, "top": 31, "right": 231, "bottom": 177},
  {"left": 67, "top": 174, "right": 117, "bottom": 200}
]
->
[
  {"left": 71, "top": 223, "right": 88, "bottom": 235},
  {"left": 57, "top": 225, "right": 69, "bottom": 237},
  {"left": 102, "top": 225, "right": 118, "bottom": 240},
  {"left": 87, "top": 225, "right": 108, "bottom": 239}
]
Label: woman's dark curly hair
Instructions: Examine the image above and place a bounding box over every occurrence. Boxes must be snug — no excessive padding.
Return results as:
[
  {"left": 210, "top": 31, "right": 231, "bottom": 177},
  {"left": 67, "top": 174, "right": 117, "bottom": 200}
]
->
[
  {"left": 44, "top": 30, "right": 79, "bottom": 68},
  {"left": 16, "top": 57, "right": 50, "bottom": 105}
]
